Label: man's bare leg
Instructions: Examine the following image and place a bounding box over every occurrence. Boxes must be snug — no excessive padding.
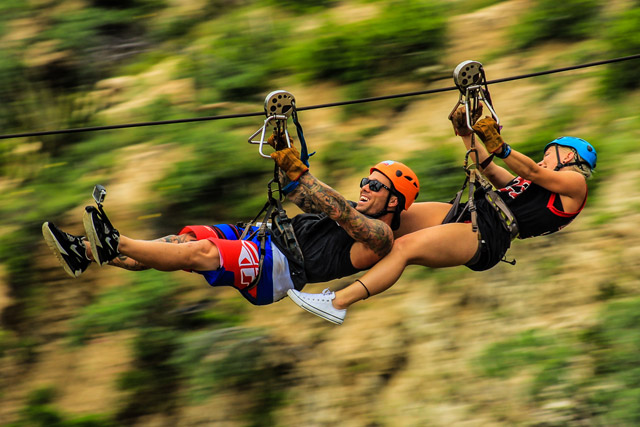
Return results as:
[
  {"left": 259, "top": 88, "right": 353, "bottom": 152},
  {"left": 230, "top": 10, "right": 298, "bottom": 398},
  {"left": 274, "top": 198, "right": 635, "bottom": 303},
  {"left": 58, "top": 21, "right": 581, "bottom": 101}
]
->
[
  {"left": 116, "top": 234, "right": 220, "bottom": 272},
  {"left": 85, "top": 233, "right": 202, "bottom": 272}
]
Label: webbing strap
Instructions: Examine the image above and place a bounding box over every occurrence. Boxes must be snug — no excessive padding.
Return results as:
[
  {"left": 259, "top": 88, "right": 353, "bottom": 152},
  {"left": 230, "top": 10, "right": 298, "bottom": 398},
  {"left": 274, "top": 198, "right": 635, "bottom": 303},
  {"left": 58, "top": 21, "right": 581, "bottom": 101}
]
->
[
  {"left": 242, "top": 199, "right": 275, "bottom": 292},
  {"left": 291, "top": 105, "right": 314, "bottom": 167}
]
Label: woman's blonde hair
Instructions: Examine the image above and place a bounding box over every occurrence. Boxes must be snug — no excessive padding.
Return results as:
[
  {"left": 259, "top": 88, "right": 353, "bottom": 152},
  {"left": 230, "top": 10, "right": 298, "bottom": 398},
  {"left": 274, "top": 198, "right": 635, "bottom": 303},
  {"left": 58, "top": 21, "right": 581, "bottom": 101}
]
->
[{"left": 556, "top": 145, "right": 593, "bottom": 180}]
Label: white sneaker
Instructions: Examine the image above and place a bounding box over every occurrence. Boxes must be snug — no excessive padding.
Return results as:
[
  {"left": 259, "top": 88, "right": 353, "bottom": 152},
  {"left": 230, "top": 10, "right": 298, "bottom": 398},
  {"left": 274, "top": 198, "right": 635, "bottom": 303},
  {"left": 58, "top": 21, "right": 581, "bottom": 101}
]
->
[{"left": 287, "top": 288, "right": 346, "bottom": 325}]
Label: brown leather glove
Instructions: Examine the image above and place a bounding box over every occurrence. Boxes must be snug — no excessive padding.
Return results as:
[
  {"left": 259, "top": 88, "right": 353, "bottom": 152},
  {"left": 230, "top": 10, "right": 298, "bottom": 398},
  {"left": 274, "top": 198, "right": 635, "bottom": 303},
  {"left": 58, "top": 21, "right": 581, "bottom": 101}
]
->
[
  {"left": 267, "top": 131, "right": 294, "bottom": 151},
  {"left": 270, "top": 146, "right": 309, "bottom": 181},
  {"left": 472, "top": 116, "right": 504, "bottom": 153},
  {"left": 450, "top": 105, "right": 483, "bottom": 136}
]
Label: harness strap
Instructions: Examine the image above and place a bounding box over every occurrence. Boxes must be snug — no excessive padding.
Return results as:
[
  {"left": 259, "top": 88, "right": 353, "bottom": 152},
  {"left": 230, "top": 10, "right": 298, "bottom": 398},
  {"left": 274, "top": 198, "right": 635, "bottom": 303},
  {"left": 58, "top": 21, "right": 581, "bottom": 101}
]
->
[
  {"left": 484, "top": 190, "right": 519, "bottom": 240},
  {"left": 242, "top": 166, "right": 306, "bottom": 292},
  {"left": 291, "top": 103, "right": 314, "bottom": 167},
  {"left": 240, "top": 198, "right": 275, "bottom": 292}
]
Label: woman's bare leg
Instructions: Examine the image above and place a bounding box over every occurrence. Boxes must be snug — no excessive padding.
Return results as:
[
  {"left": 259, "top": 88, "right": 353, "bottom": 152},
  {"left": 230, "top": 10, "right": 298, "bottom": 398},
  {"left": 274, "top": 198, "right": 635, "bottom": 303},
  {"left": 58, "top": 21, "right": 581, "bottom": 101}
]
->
[
  {"left": 333, "top": 222, "right": 480, "bottom": 309},
  {"left": 395, "top": 202, "right": 453, "bottom": 237}
]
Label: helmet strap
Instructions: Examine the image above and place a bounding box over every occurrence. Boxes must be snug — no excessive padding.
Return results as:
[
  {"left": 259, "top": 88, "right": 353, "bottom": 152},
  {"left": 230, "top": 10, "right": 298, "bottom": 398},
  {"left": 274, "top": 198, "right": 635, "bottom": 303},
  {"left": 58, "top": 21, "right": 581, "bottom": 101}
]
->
[
  {"left": 367, "top": 192, "right": 395, "bottom": 219},
  {"left": 552, "top": 145, "right": 563, "bottom": 171},
  {"left": 552, "top": 145, "right": 589, "bottom": 171}
]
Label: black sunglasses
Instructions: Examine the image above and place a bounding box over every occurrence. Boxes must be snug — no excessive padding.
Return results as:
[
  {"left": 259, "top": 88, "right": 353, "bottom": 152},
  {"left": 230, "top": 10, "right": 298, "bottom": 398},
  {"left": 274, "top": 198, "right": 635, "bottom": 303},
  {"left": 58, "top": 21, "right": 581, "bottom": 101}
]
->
[{"left": 360, "top": 178, "right": 392, "bottom": 192}]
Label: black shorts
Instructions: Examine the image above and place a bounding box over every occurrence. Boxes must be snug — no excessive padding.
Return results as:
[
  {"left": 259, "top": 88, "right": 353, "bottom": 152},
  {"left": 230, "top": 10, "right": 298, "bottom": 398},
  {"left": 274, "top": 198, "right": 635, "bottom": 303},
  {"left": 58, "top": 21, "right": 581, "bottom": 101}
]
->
[{"left": 443, "top": 198, "right": 512, "bottom": 272}]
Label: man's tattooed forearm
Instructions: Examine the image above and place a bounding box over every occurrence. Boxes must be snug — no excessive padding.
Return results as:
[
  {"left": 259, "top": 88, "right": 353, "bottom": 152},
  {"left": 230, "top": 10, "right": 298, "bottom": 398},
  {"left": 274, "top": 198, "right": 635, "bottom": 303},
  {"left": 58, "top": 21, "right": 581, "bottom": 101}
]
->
[
  {"left": 288, "top": 186, "right": 321, "bottom": 213},
  {"left": 299, "top": 174, "right": 351, "bottom": 221},
  {"left": 298, "top": 174, "right": 393, "bottom": 257}
]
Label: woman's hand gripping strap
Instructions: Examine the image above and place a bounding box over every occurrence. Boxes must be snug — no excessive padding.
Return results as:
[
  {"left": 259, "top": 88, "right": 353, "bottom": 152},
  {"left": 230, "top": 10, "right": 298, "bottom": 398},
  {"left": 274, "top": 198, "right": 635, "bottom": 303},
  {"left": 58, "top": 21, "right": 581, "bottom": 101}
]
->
[{"left": 472, "top": 116, "right": 510, "bottom": 157}]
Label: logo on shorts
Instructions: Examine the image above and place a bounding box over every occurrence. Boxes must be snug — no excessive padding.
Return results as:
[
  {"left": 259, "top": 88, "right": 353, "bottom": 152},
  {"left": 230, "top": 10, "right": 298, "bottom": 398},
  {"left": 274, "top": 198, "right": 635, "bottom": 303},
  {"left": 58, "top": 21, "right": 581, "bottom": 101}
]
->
[{"left": 238, "top": 241, "right": 260, "bottom": 287}]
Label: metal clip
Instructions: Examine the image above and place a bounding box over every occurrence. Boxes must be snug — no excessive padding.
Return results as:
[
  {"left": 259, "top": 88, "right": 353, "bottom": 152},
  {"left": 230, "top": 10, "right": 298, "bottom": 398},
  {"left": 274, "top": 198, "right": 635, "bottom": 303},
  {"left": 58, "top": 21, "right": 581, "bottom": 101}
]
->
[
  {"left": 248, "top": 90, "right": 296, "bottom": 158},
  {"left": 448, "top": 60, "right": 500, "bottom": 132},
  {"left": 92, "top": 184, "right": 106, "bottom": 207}
]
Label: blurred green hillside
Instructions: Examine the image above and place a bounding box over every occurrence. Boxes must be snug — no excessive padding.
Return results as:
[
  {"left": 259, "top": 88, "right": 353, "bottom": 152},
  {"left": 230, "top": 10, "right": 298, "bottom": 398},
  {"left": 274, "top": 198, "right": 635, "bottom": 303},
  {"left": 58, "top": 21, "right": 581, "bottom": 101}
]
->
[{"left": 1, "top": 0, "right": 640, "bottom": 425}]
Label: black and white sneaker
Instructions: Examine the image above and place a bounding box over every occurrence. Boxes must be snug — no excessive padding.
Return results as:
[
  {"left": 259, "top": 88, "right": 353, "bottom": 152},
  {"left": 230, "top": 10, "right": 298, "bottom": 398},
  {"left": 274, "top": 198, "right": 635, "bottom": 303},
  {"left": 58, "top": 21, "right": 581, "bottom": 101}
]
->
[
  {"left": 42, "top": 222, "right": 91, "bottom": 278},
  {"left": 83, "top": 206, "right": 120, "bottom": 266}
]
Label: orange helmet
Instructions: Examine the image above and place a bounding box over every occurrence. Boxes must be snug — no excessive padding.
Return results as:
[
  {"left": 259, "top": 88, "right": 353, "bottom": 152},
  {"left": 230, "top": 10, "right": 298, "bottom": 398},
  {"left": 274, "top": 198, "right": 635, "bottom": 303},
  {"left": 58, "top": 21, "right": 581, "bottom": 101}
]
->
[{"left": 370, "top": 160, "right": 420, "bottom": 210}]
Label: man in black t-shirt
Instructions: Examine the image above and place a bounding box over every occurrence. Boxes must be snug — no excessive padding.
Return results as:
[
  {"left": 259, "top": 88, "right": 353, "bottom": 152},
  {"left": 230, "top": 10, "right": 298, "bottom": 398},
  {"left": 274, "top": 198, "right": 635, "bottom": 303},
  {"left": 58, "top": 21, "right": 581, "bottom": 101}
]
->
[{"left": 42, "top": 141, "right": 420, "bottom": 310}]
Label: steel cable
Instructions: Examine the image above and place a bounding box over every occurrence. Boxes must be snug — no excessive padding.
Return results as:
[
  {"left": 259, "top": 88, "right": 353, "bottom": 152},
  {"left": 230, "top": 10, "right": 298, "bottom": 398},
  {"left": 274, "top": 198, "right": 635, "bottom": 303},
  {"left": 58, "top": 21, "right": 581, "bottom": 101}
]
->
[{"left": 1, "top": 53, "right": 639, "bottom": 140}]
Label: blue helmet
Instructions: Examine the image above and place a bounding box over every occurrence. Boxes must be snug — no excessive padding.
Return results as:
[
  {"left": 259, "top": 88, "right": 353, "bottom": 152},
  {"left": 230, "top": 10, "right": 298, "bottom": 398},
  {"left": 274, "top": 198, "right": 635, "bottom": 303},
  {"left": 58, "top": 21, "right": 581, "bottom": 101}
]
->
[{"left": 544, "top": 136, "right": 596, "bottom": 170}]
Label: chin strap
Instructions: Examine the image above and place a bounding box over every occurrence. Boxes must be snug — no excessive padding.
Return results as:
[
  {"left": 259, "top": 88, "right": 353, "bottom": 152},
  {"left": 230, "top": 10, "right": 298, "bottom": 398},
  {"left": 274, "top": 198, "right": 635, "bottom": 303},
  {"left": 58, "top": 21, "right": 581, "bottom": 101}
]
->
[
  {"left": 366, "top": 192, "right": 397, "bottom": 219},
  {"left": 551, "top": 145, "right": 589, "bottom": 171}
]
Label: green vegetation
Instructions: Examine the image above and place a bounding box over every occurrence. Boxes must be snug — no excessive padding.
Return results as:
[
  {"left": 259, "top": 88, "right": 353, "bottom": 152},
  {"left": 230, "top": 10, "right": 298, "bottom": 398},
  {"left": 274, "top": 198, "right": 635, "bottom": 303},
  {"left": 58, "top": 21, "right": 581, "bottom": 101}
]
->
[
  {"left": 1, "top": 0, "right": 640, "bottom": 425},
  {"left": 116, "top": 327, "right": 181, "bottom": 421},
  {"left": 319, "top": 138, "right": 385, "bottom": 188},
  {"left": 601, "top": 7, "right": 640, "bottom": 95},
  {"left": 476, "top": 299, "right": 640, "bottom": 423},
  {"left": 154, "top": 123, "right": 273, "bottom": 223},
  {"left": 69, "top": 272, "right": 180, "bottom": 345},
  {"left": 476, "top": 328, "right": 581, "bottom": 406},
  {"left": 262, "top": 0, "right": 336, "bottom": 14},
  {"left": 580, "top": 298, "right": 640, "bottom": 424},
  {"left": 179, "top": 14, "right": 288, "bottom": 101},
  {"left": 511, "top": 104, "right": 578, "bottom": 159},
  {"left": 287, "top": 0, "right": 446, "bottom": 83},
  {"left": 510, "top": 0, "right": 601, "bottom": 49},
  {"left": 408, "top": 142, "right": 465, "bottom": 202},
  {"left": 448, "top": 0, "right": 508, "bottom": 15},
  {"left": 7, "top": 386, "right": 115, "bottom": 427}
]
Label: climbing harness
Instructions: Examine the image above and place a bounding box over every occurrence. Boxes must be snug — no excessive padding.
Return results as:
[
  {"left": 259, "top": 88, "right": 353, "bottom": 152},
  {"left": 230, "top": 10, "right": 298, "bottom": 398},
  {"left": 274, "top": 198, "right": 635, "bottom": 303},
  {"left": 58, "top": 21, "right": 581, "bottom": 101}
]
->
[
  {"left": 238, "top": 176, "right": 306, "bottom": 292},
  {"left": 445, "top": 61, "right": 519, "bottom": 244},
  {"left": 241, "top": 90, "right": 308, "bottom": 292}
]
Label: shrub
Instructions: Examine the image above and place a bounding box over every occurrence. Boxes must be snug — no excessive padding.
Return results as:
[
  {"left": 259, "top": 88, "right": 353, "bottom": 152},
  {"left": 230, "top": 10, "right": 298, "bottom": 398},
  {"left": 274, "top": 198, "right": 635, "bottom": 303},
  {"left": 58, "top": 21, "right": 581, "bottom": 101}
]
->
[
  {"left": 476, "top": 329, "right": 577, "bottom": 399},
  {"left": 90, "top": 0, "right": 167, "bottom": 12},
  {"left": 287, "top": 0, "right": 446, "bottom": 83},
  {"left": 69, "top": 271, "right": 180, "bottom": 344},
  {"left": 116, "top": 327, "right": 181, "bottom": 421},
  {"left": 406, "top": 143, "right": 465, "bottom": 203},
  {"left": 154, "top": 124, "right": 272, "bottom": 223},
  {"left": 11, "top": 386, "right": 115, "bottom": 427},
  {"left": 580, "top": 298, "right": 640, "bottom": 424},
  {"left": 261, "top": 0, "right": 336, "bottom": 14},
  {"left": 601, "top": 8, "right": 640, "bottom": 95},
  {"left": 36, "top": 3, "right": 165, "bottom": 88},
  {"left": 178, "top": 16, "right": 288, "bottom": 101},
  {"left": 319, "top": 137, "right": 384, "bottom": 188},
  {"left": 170, "top": 328, "right": 292, "bottom": 424},
  {"left": 511, "top": 0, "right": 601, "bottom": 49}
]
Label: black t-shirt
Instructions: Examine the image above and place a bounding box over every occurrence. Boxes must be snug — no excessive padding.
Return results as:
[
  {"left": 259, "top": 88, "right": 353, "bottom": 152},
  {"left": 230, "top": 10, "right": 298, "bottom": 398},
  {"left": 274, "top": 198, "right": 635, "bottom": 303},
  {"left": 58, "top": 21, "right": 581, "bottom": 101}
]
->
[
  {"left": 291, "top": 212, "right": 361, "bottom": 283},
  {"left": 498, "top": 177, "right": 585, "bottom": 239}
]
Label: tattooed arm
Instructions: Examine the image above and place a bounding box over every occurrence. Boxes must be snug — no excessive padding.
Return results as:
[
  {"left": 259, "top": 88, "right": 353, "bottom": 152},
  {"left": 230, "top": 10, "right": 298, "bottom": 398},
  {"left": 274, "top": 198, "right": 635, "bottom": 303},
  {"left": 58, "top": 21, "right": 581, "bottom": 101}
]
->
[
  {"left": 106, "top": 233, "right": 197, "bottom": 271},
  {"left": 295, "top": 172, "right": 394, "bottom": 268}
]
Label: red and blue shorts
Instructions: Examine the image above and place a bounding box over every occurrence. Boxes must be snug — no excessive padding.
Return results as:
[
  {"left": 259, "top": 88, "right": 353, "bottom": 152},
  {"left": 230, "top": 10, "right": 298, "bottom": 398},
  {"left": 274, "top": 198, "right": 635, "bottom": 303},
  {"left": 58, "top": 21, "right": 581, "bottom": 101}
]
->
[{"left": 178, "top": 224, "right": 295, "bottom": 305}]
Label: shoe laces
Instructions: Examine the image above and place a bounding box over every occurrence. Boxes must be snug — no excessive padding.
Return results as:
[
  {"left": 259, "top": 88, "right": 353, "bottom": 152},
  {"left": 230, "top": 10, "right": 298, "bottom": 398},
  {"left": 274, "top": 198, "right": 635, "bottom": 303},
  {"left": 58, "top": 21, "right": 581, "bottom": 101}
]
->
[{"left": 321, "top": 288, "right": 334, "bottom": 298}]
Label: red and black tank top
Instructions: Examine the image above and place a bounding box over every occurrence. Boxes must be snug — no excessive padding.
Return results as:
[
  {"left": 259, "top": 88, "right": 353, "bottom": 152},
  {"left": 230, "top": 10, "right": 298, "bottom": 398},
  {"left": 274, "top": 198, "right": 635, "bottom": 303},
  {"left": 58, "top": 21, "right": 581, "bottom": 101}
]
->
[{"left": 497, "top": 177, "right": 587, "bottom": 239}]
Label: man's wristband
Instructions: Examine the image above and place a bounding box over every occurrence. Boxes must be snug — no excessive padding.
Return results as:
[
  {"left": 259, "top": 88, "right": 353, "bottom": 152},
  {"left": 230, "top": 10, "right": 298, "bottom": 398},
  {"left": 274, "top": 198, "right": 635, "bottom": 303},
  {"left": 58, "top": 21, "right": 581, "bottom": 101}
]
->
[
  {"left": 495, "top": 143, "right": 512, "bottom": 159},
  {"left": 282, "top": 181, "right": 299, "bottom": 195}
]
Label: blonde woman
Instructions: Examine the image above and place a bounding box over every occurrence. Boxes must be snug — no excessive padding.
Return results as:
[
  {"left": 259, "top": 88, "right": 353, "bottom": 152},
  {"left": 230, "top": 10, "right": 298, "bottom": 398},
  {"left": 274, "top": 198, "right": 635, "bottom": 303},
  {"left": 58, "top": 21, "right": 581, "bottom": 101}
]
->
[{"left": 288, "top": 110, "right": 596, "bottom": 324}]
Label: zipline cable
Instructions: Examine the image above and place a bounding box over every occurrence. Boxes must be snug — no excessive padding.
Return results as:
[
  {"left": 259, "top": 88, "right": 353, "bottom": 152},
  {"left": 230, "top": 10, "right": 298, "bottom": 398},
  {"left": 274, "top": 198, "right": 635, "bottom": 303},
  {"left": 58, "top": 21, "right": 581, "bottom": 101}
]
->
[{"left": 1, "top": 53, "right": 639, "bottom": 140}]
